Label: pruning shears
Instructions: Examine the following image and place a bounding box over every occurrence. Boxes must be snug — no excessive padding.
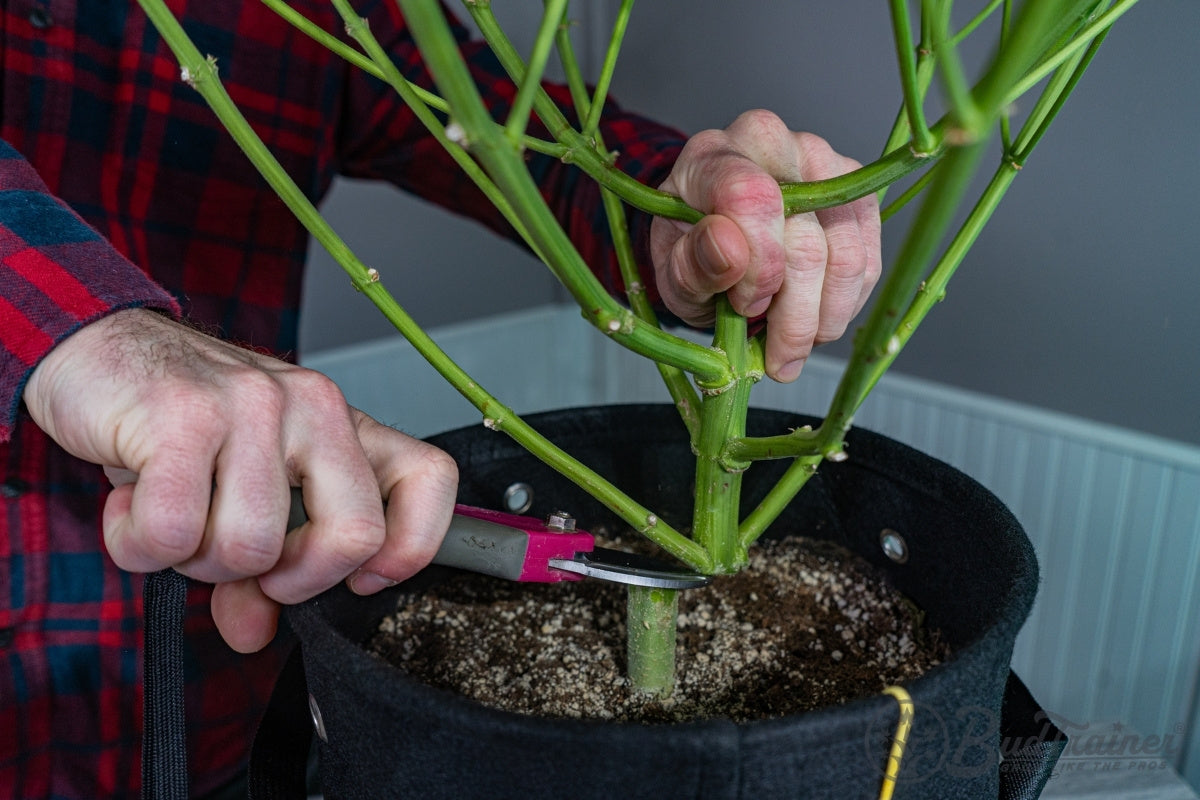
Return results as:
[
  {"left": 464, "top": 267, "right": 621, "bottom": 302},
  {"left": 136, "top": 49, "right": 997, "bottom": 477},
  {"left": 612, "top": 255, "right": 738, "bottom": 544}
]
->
[{"left": 287, "top": 489, "right": 711, "bottom": 590}]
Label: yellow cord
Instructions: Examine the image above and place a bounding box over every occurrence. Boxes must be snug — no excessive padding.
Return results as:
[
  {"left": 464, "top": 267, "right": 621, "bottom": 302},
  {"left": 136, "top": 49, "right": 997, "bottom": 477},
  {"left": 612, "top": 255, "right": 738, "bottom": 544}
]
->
[{"left": 878, "top": 685, "right": 915, "bottom": 800}]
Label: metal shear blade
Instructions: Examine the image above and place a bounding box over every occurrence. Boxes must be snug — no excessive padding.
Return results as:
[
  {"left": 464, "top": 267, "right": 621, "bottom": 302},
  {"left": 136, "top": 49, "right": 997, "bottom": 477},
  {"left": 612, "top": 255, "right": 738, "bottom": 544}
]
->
[{"left": 548, "top": 548, "right": 712, "bottom": 590}]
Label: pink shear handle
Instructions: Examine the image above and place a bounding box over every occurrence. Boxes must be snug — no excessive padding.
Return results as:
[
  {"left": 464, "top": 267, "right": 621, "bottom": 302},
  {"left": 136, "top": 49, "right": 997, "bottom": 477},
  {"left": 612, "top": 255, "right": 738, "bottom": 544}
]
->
[{"left": 451, "top": 505, "right": 594, "bottom": 582}]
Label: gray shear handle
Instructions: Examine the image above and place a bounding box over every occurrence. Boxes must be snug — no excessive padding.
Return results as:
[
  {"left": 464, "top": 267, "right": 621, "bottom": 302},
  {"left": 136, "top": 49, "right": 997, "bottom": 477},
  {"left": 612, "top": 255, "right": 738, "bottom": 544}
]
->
[{"left": 286, "top": 488, "right": 531, "bottom": 581}]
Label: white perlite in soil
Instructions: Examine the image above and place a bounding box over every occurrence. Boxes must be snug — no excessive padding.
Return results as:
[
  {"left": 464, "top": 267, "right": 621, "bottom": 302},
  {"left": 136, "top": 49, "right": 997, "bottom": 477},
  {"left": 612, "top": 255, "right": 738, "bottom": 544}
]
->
[{"left": 368, "top": 535, "right": 948, "bottom": 723}]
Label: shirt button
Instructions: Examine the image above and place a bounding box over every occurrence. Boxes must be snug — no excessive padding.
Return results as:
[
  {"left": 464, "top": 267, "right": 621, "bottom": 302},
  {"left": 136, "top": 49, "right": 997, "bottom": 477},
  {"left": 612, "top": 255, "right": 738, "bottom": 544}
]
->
[
  {"left": 1, "top": 479, "right": 28, "bottom": 499},
  {"left": 29, "top": 6, "right": 53, "bottom": 30}
]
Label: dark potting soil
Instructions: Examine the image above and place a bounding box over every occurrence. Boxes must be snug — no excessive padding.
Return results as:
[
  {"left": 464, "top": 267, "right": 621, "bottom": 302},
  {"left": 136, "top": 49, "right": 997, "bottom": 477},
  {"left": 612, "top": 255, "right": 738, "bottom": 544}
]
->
[{"left": 367, "top": 535, "right": 949, "bottom": 724}]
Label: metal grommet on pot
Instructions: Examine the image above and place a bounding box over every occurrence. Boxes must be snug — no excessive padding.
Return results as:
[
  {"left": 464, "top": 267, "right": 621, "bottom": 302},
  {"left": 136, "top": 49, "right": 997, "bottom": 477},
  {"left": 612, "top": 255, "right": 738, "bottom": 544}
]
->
[
  {"left": 880, "top": 529, "right": 909, "bottom": 564},
  {"left": 308, "top": 692, "right": 329, "bottom": 742},
  {"left": 502, "top": 482, "right": 534, "bottom": 514}
]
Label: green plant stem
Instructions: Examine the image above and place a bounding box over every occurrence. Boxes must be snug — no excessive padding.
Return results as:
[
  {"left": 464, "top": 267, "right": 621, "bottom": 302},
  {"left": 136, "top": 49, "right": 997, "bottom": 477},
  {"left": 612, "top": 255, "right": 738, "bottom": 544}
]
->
[
  {"left": 582, "top": 0, "right": 635, "bottom": 138},
  {"left": 328, "top": 4, "right": 543, "bottom": 255},
  {"left": 781, "top": 144, "right": 940, "bottom": 216},
  {"left": 827, "top": 139, "right": 989, "bottom": 433},
  {"left": 691, "top": 297, "right": 755, "bottom": 574},
  {"left": 263, "top": 0, "right": 389, "bottom": 81},
  {"left": 820, "top": 0, "right": 1096, "bottom": 444},
  {"left": 395, "top": 0, "right": 730, "bottom": 386},
  {"left": 889, "top": 0, "right": 936, "bottom": 154},
  {"left": 1005, "top": 0, "right": 1134, "bottom": 103},
  {"left": 738, "top": 456, "right": 821, "bottom": 551},
  {"left": 547, "top": 7, "right": 701, "bottom": 439},
  {"left": 926, "top": 0, "right": 986, "bottom": 138},
  {"left": 880, "top": 162, "right": 939, "bottom": 222},
  {"left": 260, "top": 0, "right": 563, "bottom": 158},
  {"left": 626, "top": 586, "right": 678, "bottom": 697},
  {"left": 550, "top": 2, "right": 593, "bottom": 122},
  {"left": 949, "top": 0, "right": 1007, "bottom": 46},
  {"left": 999, "top": 0, "right": 1016, "bottom": 151},
  {"left": 724, "top": 426, "right": 822, "bottom": 463},
  {"left": 741, "top": 8, "right": 1115, "bottom": 547},
  {"left": 741, "top": 142, "right": 991, "bottom": 548},
  {"left": 467, "top": 2, "right": 698, "bottom": 219},
  {"left": 1012, "top": 32, "right": 1109, "bottom": 159},
  {"left": 973, "top": 0, "right": 1099, "bottom": 119},
  {"left": 600, "top": 186, "right": 702, "bottom": 441},
  {"left": 469, "top": 1, "right": 936, "bottom": 222},
  {"left": 504, "top": 0, "right": 567, "bottom": 142},
  {"left": 137, "top": 0, "right": 712, "bottom": 571}
]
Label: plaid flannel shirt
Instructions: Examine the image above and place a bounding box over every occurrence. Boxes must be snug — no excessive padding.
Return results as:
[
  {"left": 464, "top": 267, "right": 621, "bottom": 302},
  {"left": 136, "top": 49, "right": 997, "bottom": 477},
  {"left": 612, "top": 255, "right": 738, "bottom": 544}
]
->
[{"left": 0, "top": 2, "right": 686, "bottom": 797}]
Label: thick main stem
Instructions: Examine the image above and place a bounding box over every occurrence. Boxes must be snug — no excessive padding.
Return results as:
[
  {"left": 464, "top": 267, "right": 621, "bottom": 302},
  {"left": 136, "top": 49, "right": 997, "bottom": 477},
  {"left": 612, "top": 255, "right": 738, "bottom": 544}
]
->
[
  {"left": 692, "top": 297, "right": 755, "bottom": 574},
  {"left": 626, "top": 587, "right": 678, "bottom": 697}
]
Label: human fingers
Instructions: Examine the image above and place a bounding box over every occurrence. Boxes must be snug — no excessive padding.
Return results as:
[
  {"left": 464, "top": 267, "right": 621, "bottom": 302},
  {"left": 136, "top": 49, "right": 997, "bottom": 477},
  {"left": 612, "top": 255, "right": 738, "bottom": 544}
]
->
[
  {"left": 174, "top": 379, "right": 292, "bottom": 584},
  {"left": 255, "top": 374, "right": 388, "bottom": 606},
  {"left": 802, "top": 133, "right": 882, "bottom": 344},
  {"left": 762, "top": 209, "right": 829, "bottom": 382},
  {"left": 210, "top": 578, "right": 281, "bottom": 654},
  {"left": 101, "top": 422, "right": 222, "bottom": 574},
  {"left": 764, "top": 133, "right": 881, "bottom": 381},
  {"left": 651, "top": 214, "right": 750, "bottom": 327},
  {"left": 345, "top": 411, "right": 458, "bottom": 595},
  {"left": 652, "top": 116, "right": 790, "bottom": 321}
]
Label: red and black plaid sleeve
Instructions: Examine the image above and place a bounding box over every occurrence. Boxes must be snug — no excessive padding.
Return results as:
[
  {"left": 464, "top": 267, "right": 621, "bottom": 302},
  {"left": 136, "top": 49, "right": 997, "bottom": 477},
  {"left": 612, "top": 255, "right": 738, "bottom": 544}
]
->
[
  {"left": 0, "top": 4, "right": 692, "bottom": 798},
  {"left": 0, "top": 141, "right": 179, "bottom": 439}
]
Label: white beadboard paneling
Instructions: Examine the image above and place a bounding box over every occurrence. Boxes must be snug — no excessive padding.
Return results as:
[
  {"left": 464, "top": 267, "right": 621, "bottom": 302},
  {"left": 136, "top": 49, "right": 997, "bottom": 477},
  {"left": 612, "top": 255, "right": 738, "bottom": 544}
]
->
[{"left": 302, "top": 304, "right": 1200, "bottom": 790}]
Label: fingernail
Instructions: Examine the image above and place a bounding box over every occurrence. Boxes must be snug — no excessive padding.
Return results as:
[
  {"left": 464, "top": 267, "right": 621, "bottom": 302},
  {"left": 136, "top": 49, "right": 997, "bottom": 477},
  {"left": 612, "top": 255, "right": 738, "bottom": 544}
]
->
[
  {"left": 349, "top": 570, "right": 397, "bottom": 595},
  {"left": 700, "top": 225, "right": 732, "bottom": 275},
  {"left": 776, "top": 358, "right": 806, "bottom": 383}
]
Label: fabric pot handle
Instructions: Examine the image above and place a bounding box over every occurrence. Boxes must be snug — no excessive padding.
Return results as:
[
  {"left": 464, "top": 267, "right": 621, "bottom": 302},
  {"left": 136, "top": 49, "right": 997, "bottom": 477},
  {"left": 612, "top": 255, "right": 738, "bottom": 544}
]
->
[{"left": 998, "top": 672, "right": 1068, "bottom": 800}]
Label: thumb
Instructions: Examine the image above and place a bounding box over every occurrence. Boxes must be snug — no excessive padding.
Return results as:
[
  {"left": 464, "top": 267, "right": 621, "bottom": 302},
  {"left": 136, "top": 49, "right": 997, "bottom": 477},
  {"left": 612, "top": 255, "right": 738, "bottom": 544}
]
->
[{"left": 656, "top": 215, "right": 749, "bottom": 321}]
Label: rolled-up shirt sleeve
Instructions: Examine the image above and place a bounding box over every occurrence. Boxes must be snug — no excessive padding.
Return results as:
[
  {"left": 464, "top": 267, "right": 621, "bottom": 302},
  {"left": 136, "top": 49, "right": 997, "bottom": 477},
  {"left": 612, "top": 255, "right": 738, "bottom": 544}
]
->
[{"left": 0, "top": 140, "right": 179, "bottom": 439}]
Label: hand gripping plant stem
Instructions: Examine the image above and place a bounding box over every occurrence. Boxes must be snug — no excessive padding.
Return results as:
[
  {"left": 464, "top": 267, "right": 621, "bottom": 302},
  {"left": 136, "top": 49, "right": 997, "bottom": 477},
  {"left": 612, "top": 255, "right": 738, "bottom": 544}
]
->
[{"left": 137, "top": 0, "right": 1137, "bottom": 699}]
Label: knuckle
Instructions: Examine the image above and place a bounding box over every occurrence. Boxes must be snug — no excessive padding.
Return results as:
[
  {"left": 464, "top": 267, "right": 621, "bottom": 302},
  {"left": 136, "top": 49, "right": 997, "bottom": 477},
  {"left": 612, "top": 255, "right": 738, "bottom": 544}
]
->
[
  {"left": 138, "top": 515, "right": 203, "bottom": 566},
  {"left": 732, "top": 108, "right": 789, "bottom": 139},
  {"left": 825, "top": 231, "right": 869, "bottom": 278},
  {"left": 417, "top": 445, "right": 460, "bottom": 492},
  {"left": 152, "top": 381, "right": 226, "bottom": 429},
  {"left": 331, "top": 515, "right": 388, "bottom": 565},
  {"left": 231, "top": 370, "right": 287, "bottom": 418},
  {"left": 715, "top": 169, "right": 784, "bottom": 218},
  {"left": 784, "top": 229, "right": 829, "bottom": 274},
  {"left": 864, "top": 256, "right": 883, "bottom": 287},
  {"left": 814, "top": 325, "right": 849, "bottom": 346},
  {"left": 290, "top": 368, "right": 347, "bottom": 412},
  {"left": 680, "top": 126, "right": 729, "bottom": 156},
  {"left": 775, "top": 318, "right": 820, "bottom": 352},
  {"left": 211, "top": 530, "right": 281, "bottom": 576},
  {"left": 796, "top": 131, "right": 860, "bottom": 180}
]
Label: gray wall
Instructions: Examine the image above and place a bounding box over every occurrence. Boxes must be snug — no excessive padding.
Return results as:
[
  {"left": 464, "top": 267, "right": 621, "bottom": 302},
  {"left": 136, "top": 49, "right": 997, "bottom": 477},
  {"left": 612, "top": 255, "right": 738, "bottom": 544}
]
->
[{"left": 300, "top": 1, "right": 1200, "bottom": 445}]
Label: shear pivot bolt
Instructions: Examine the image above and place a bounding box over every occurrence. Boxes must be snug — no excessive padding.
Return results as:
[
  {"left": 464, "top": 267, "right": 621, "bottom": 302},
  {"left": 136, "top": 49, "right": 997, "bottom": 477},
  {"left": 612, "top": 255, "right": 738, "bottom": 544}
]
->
[{"left": 546, "top": 511, "right": 576, "bottom": 532}]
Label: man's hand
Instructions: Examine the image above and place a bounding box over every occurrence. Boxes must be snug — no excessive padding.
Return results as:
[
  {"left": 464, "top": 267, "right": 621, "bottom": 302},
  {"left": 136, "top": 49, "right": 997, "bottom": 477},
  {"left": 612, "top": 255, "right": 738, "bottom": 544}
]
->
[
  {"left": 23, "top": 309, "right": 458, "bottom": 653},
  {"left": 650, "top": 110, "right": 882, "bottom": 382}
]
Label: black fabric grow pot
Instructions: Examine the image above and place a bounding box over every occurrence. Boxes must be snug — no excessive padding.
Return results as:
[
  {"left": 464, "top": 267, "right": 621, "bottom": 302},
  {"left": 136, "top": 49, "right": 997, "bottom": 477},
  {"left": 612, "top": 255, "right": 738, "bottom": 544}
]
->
[{"left": 256, "top": 405, "right": 1065, "bottom": 800}]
